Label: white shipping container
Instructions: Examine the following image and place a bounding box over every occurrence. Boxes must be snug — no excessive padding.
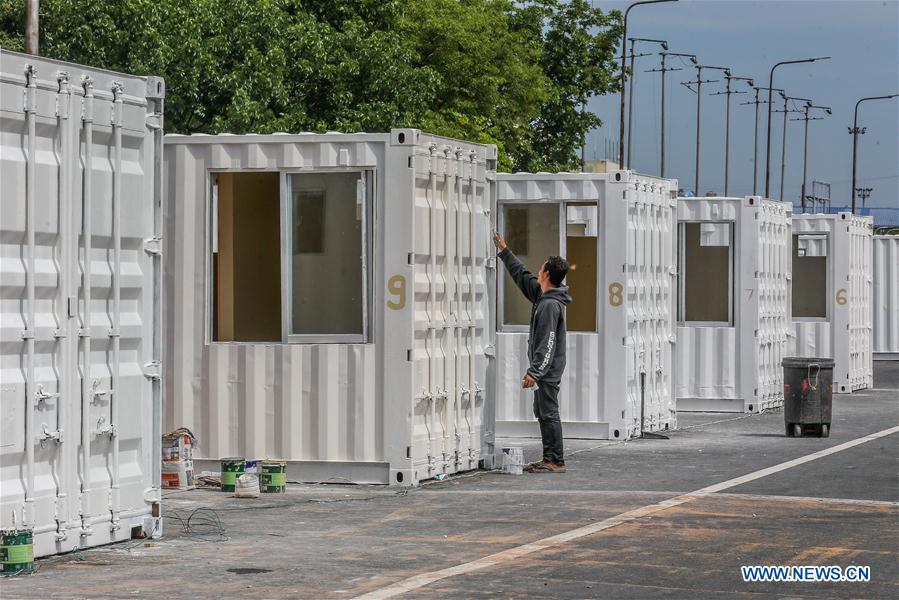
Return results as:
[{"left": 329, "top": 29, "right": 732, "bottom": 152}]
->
[
  {"left": 873, "top": 235, "right": 899, "bottom": 359},
  {"left": 1, "top": 50, "right": 164, "bottom": 557},
  {"left": 164, "top": 130, "right": 497, "bottom": 486},
  {"left": 791, "top": 213, "right": 874, "bottom": 391},
  {"left": 494, "top": 172, "right": 678, "bottom": 440},
  {"left": 676, "top": 197, "right": 792, "bottom": 412}
]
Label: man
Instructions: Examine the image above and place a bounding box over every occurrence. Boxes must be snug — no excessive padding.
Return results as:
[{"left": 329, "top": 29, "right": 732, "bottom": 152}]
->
[{"left": 494, "top": 232, "right": 571, "bottom": 473}]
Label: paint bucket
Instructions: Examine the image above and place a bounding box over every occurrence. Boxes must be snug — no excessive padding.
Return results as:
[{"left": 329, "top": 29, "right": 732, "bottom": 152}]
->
[
  {"left": 501, "top": 446, "right": 524, "bottom": 475},
  {"left": 259, "top": 461, "right": 287, "bottom": 493},
  {"left": 220, "top": 457, "right": 245, "bottom": 492},
  {"left": 0, "top": 528, "right": 33, "bottom": 576}
]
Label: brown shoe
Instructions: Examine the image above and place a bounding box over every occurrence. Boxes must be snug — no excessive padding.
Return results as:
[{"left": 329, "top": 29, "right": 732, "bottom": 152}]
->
[
  {"left": 525, "top": 462, "right": 566, "bottom": 473},
  {"left": 524, "top": 459, "right": 548, "bottom": 470}
]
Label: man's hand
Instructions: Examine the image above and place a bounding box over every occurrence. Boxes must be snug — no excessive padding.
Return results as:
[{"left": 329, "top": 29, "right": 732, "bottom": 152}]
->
[
  {"left": 494, "top": 231, "right": 507, "bottom": 252},
  {"left": 522, "top": 373, "right": 536, "bottom": 389}
]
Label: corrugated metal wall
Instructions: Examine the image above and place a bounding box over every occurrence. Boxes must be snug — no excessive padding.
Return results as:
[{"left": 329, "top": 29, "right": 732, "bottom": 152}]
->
[
  {"left": 1, "top": 50, "right": 163, "bottom": 557},
  {"left": 873, "top": 236, "right": 899, "bottom": 357},
  {"left": 677, "top": 197, "right": 791, "bottom": 412},
  {"left": 791, "top": 214, "right": 873, "bottom": 392},
  {"left": 494, "top": 172, "right": 677, "bottom": 440},
  {"left": 164, "top": 131, "right": 496, "bottom": 485}
]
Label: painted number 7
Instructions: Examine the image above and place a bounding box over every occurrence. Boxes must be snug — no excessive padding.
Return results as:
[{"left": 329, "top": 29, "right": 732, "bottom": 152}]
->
[{"left": 387, "top": 275, "right": 407, "bottom": 310}]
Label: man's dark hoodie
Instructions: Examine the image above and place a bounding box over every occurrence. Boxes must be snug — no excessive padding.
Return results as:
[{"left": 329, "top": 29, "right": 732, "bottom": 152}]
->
[{"left": 498, "top": 248, "right": 572, "bottom": 383}]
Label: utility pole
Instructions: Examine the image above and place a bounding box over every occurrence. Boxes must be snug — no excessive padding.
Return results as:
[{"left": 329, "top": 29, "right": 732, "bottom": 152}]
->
[
  {"left": 25, "top": 0, "right": 39, "bottom": 55},
  {"left": 743, "top": 86, "right": 781, "bottom": 196},
  {"left": 646, "top": 51, "right": 693, "bottom": 178},
  {"left": 682, "top": 64, "right": 727, "bottom": 196},
  {"left": 775, "top": 93, "right": 811, "bottom": 202},
  {"left": 626, "top": 38, "right": 667, "bottom": 169},
  {"left": 710, "top": 73, "right": 753, "bottom": 196},
  {"left": 850, "top": 94, "right": 899, "bottom": 213},
  {"left": 793, "top": 104, "right": 831, "bottom": 211}
]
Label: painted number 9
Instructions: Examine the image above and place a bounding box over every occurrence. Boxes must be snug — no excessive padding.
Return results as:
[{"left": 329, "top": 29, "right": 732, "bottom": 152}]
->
[
  {"left": 608, "top": 282, "right": 624, "bottom": 307},
  {"left": 387, "top": 275, "right": 407, "bottom": 310},
  {"left": 835, "top": 288, "right": 847, "bottom": 306}
]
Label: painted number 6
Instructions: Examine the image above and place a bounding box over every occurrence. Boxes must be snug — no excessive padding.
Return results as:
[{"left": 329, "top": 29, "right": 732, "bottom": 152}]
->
[
  {"left": 835, "top": 288, "right": 847, "bottom": 306},
  {"left": 608, "top": 282, "right": 624, "bottom": 307},
  {"left": 387, "top": 275, "right": 407, "bottom": 310}
]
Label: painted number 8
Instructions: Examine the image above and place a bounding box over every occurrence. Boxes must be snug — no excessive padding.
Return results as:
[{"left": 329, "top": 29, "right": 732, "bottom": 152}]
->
[
  {"left": 387, "top": 275, "right": 407, "bottom": 310},
  {"left": 608, "top": 282, "right": 623, "bottom": 307}
]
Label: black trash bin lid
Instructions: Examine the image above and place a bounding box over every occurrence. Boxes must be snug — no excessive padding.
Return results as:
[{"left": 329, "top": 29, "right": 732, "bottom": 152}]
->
[{"left": 782, "top": 356, "right": 835, "bottom": 369}]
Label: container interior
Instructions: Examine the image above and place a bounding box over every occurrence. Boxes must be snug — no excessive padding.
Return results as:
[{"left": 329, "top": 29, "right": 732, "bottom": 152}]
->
[
  {"left": 792, "top": 233, "right": 828, "bottom": 318},
  {"left": 679, "top": 222, "right": 733, "bottom": 324}
]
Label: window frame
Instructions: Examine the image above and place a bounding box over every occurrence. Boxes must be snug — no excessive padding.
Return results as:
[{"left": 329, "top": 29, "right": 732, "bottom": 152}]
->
[
  {"left": 497, "top": 200, "right": 601, "bottom": 333},
  {"left": 791, "top": 232, "right": 830, "bottom": 322},
  {"left": 205, "top": 168, "right": 373, "bottom": 346},
  {"left": 677, "top": 220, "right": 735, "bottom": 327},
  {"left": 281, "top": 169, "right": 373, "bottom": 344}
]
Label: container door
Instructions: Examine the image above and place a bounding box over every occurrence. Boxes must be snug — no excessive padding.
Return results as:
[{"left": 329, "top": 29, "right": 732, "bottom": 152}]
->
[
  {"left": 1, "top": 51, "right": 162, "bottom": 557},
  {"left": 408, "top": 146, "right": 492, "bottom": 481},
  {"left": 1, "top": 56, "right": 72, "bottom": 556}
]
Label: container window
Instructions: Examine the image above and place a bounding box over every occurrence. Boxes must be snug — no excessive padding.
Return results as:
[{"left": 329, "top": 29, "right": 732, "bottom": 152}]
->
[
  {"left": 792, "top": 233, "right": 828, "bottom": 318},
  {"left": 500, "top": 203, "right": 561, "bottom": 327},
  {"left": 211, "top": 172, "right": 282, "bottom": 342},
  {"left": 565, "top": 203, "right": 598, "bottom": 332},
  {"left": 210, "top": 171, "right": 370, "bottom": 344},
  {"left": 499, "top": 202, "right": 597, "bottom": 332},
  {"left": 679, "top": 222, "right": 733, "bottom": 324},
  {"left": 287, "top": 172, "right": 367, "bottom": 340}
]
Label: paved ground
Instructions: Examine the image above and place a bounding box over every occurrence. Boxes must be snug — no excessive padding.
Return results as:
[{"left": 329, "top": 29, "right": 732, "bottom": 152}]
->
[{"left": 5, "top": 362, "right": 897, "bottom": 599}]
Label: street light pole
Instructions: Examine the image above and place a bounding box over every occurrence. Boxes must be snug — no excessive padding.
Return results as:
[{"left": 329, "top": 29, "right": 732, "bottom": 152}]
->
[
  {"left": 794, "top": 104, "right": 831, "bottom": 211},
  {"left": 626, "top": 38, "right": 667, "bottom": 169},
  {"left": 618, "top": 0, "right": 678, "bottom": 170},
  {"left": 855, "top": 187, "right": 873, "bottom": 209},
  {"left": 850, "top": 94, "right": 899, "bottom": 213},
  {"left": 778, "top": 94, "right": 811, "bottom": 202},
  {"left": 764, "top": 57, "right": 830, "bottom": 197}
]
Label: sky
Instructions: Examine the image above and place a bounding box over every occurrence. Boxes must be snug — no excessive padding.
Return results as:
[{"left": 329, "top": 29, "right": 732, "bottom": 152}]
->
[{"left": 587, "top": 0, "right": 899, "bottom": 209}]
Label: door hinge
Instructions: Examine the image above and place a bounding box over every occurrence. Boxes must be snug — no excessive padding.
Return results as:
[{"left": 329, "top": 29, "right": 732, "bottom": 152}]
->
[
  {"left": 486, "top": 257, "right": 496, "bottom": 270},
  {"left": 143, "top": 360, "right": 161, "bottom": 380},
  {"left": 143, "top": 236, "right": 163, "bottom": 256},
  {"left": 145, "top": 113, "right": 162, "bottom": 131},
  {"left": 484, "top": 345, "right": 496, "bottom": 358}
]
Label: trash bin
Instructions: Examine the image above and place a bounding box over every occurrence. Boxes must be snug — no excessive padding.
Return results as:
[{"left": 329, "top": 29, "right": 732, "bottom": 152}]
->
[{"left": 782, "top": 357, "right": 835, "bottom": 438}]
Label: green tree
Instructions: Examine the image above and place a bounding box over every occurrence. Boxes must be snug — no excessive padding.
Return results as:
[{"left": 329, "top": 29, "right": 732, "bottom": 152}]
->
[
  {"left": 512, "top": 0, "right": 623, "bottom": 172},
  {"left": 0, "top": 0, "right": 622, "bottom": 172}
]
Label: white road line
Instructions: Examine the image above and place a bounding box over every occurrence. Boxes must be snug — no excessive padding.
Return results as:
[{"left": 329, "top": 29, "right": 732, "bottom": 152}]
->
[
  {"left": 711, "top": 492, "right": 899, "bottom": 508},
  {"left": 353, "top": 425, "right": 899, "bottom": 600}
]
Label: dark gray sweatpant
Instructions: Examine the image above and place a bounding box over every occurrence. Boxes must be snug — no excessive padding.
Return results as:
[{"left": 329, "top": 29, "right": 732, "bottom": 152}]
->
[{"left": 533, "top": 382, "right": 564, "bottom": 464}]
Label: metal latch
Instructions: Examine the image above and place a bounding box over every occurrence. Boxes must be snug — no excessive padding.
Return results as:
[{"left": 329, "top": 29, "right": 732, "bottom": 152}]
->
[
  {"left": 143, "top": 236, "right": 163, "bottom": 256},
  {"left": 484, "top": 345, "right": 495, "bottom": 358},
  {"left": 36, "top": 385, "right": 60, "bottom": 403},
  {"left": 485, "top": 257, "right": 496, "bottom": 270},
  {"left": 145, "top": 113, "right": 162, "bottom": 130},
  {"left": 143, "top": 360, "right": 161, "bottom": 381},
  {"left": 91, "top": 379, "right": 113, "bottom": 399},
  {"left": 39, "top": 423, "right": 63, "bottom": 446},
  {"left": 96, "top": 416, "right": 117, "bottom": 438}
]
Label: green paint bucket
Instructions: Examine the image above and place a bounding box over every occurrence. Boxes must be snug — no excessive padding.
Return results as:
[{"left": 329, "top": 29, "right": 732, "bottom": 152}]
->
[
  {"left": 260, "top": 461, "right": 287, "bottom": 493},
  {"left": 1, "top": 529, "right": 34, "bottom": 576},
  {"left": 221, "top": 457, "right": 245, "bottom": 492}
]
